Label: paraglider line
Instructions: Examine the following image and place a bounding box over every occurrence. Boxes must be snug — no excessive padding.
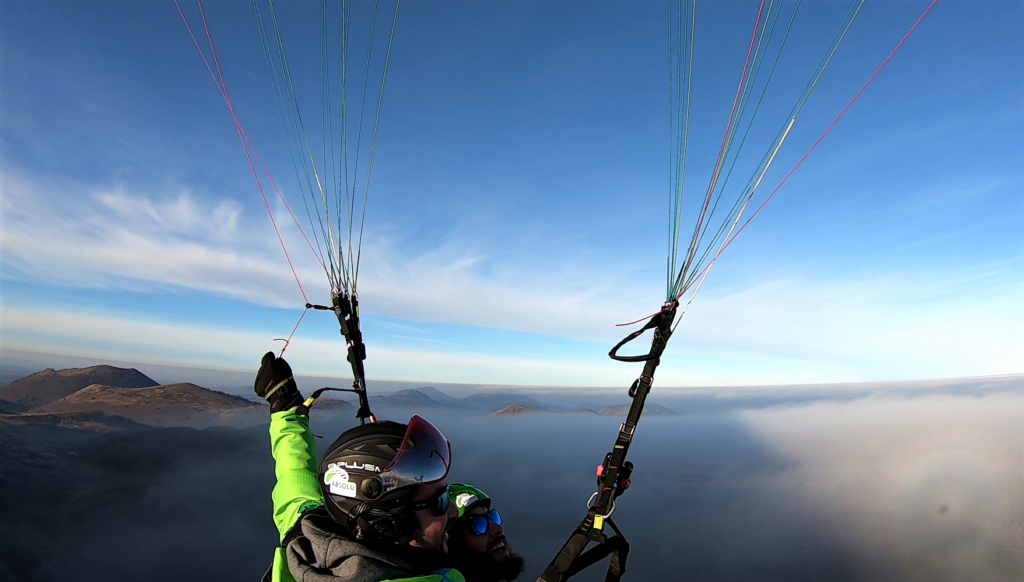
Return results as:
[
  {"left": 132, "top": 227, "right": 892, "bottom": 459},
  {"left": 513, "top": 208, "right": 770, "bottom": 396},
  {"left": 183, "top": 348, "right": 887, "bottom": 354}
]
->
[
  {"left": 354, "top": 0, "right": 402, "bottom": 289},
  {"left": 175, "top": 0, "right": 326, "bottom": 300},
  {"left": 615, "top": 310, "right": 660, "bottom": 327},
  {"left": 716, "top": 0, "right": 939, "bottom": 261},
  {"left": 675, "top": 115, "right": 794, "bottom": 306},
  {"left": 248, "top": 139, "right": 328, "bottom": 273},
  {"left": 252, "top": 1, "right": 331, "bottom": 274},
  {"left": 191, "top": 0, "right": 309, "bottom": 303},
  {"left": 683, "top": 0, "right": 766, "bottom": 276},
  {"left": 276, "top": 306, "right": 310, "bottom": 357}
]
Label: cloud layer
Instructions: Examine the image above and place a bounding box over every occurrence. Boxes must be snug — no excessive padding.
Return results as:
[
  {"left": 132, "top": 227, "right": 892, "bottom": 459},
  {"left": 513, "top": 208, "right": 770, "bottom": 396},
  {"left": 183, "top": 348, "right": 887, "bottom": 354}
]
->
[{"left": 3, "top": 392, "right": 1019, "bottom": 582}]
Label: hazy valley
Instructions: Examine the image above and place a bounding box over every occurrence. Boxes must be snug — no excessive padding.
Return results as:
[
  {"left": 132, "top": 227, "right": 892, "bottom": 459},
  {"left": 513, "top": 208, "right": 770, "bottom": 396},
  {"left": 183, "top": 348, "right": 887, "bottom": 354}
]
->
[{"left": 0, "top": 360, "right": 1021, "bottom": 582}]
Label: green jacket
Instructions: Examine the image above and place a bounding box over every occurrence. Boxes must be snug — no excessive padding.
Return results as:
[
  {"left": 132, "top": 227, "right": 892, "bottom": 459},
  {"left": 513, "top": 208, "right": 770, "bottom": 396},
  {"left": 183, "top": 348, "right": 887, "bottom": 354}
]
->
[{"left": 267, "top": 408, "right": 465, "bottom": 582}]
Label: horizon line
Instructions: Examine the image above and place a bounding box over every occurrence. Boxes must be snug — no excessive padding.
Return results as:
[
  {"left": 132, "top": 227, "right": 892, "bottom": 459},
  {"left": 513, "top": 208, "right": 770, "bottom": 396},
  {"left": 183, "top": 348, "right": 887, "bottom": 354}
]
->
[{"left": 3, "top": 346, "right": 1020, "bottom": 393}]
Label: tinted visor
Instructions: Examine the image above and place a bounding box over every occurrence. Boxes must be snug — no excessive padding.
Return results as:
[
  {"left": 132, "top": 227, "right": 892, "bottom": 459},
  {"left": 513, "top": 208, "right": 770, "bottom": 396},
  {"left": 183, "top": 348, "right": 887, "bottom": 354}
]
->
[{"left": 379, "top": 415, "right": 451, "bottom": 497}]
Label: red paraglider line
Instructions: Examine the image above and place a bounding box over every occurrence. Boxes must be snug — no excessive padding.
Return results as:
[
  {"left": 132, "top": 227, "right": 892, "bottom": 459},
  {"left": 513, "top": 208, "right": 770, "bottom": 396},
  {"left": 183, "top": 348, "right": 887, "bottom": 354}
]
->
[
  {"left": 615, "top": 310, "right": 660, "bottom": 327},
  {"left": 175, "top": 0, "right": 326, "bottom": 301},
  {"left": 187, "top": 28, "right": 330, "bottom": 276},
  {"left": 248, "top": 132, "right": 328, "bottom": 273},
  {"left": 684, "top": 0, "right": 767, "bottom": 273},
  {"left": 685, "top": 0, "right": 940, "bottom": 297},
  {"left": 276, "top": 306, "right": 310, "bottom": 357}
]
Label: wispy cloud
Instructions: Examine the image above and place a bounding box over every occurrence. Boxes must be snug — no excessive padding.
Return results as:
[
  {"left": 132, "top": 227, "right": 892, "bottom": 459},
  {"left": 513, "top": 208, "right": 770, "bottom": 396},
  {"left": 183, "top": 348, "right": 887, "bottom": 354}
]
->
[
  {"left": 0, "top": 170, "right": 306, "bottom": 305},
  {"left": 0, "top": 170, "right": 659, "bottom": 335},
  {"left": 671, "top": 270, "right": 1024, "bottom": 380},
  {"left": 94, "top": 189, "right": 244, "bottom": 242},
  {"left": 2, "top": 170, "right": 1020, "bottom": 384},
  {"left": 899, "top": 178, "right": 1004, "bottom": 213}
]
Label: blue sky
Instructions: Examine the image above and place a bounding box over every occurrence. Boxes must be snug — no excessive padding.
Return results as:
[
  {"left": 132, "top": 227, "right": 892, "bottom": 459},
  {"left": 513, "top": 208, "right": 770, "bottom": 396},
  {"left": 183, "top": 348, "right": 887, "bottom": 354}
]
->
[{"left": 1, "top": 0, "right": 1021, "bottom": 387}]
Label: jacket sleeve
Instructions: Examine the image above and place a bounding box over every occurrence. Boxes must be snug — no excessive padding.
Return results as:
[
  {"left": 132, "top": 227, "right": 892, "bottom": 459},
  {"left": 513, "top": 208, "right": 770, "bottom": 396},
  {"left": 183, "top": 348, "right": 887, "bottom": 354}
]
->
[{"left": 270, "top": 406, "right": 325, "bottom": 541}]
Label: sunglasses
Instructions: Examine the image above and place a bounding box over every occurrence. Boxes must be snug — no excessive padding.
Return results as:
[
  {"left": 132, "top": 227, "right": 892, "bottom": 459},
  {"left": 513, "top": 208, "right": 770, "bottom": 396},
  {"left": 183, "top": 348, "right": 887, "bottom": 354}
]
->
[
  {"left": 409, "top": 484, "right": 450, "bottom": 517},
  {"left": 467, "top": 509, "right": 503, "bottom": 535}
]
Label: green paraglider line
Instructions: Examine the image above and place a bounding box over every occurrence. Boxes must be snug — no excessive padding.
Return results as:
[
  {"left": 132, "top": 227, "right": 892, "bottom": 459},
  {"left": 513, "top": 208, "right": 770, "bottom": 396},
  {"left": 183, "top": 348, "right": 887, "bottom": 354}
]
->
[
  {"left": 180, "top": 0, "right": 401, "bottom": 417},
  {"left": 681, "top": 0, "right": 866, "bottom": 297},
  {"left": 253, "top": 1, "right": 332, "bottom": 278},
  {"left": 689, "top": 0, "right": 796, "bottom": 275},
  {"left": 354, "top": 0, "right": 402, "bottom": 288},
  {"left": 711, "top": 0, "right": 940, "bottom": 268},
  {"left": 177, "top": 0, "right": 345, "bottom": 360},
  {"left": 680, "top": 0, "right": 767, "bottom": 285},
  {"left": 174, "top": 0, "right": 315, "bottom": 307},
  {"left": 543, "top": 1, "right": 941, "bottom": 580}
]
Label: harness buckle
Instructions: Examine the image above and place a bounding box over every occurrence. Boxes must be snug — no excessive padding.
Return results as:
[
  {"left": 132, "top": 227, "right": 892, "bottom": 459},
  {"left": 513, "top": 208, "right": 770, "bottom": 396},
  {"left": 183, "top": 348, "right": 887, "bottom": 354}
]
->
[
  {"left": 617, "top": 422, "right": 636, "bottom": 442},
  {"left": 587, "top": 492, "right": 617, "bottom": 519}
]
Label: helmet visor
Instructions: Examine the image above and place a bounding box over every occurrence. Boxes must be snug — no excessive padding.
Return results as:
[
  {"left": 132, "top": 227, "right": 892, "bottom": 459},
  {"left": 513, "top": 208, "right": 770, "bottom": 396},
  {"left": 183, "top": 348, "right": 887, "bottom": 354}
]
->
[{"left": 379, "top": 415, "right": 451, "bottom": 497}]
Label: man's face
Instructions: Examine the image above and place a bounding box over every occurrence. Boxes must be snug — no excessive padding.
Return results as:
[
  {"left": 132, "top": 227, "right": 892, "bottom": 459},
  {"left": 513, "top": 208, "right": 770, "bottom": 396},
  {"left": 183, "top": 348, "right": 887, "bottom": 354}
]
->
[
  {"left": 459, "top": 505, "right": 511, "bottom": 562},
  {"left": 408, "top": 481, "right": 458, "bottom": 557},
  {"left": 448, "top": 504, "right": 525, "bottom": 582}
]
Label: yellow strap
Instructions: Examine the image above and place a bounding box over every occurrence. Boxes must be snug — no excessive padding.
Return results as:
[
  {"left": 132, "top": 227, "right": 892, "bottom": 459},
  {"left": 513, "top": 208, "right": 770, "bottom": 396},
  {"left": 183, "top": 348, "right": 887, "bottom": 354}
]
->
[
  {"left": 593, "top": 515, "right": 604, "bottom": 530},
  {"left": 264, "top": 376, "right": 293, "bottom": 400}
]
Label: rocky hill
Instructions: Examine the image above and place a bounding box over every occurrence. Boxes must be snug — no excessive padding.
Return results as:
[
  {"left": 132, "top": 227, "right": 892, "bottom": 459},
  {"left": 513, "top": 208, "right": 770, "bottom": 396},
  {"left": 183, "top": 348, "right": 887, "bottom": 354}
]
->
[
  {"left": 37, "top": 383, "right": 260, "bottom": 428},
  {"left": 309, "top": 396, "right": 355, "bottom": 411},
  {"left": 494, "top": 403, "right": 540, "bottom": 415},
  {"left": 460, "top": 392, "right": 550, "bottom": 412},
  {"left": 494, "top": 404, "right": 603, "bottom": 416},
  {"left": 0, "top": 365, "right": 158, "bottom": 407},
  {"left": 370, "top": 388, "right": 461, "bottom": 409},
  {"left": 301, "top": 395, "right": 356, "bottom": 421},
  {"left": 414, "top": 386, "right": 462, "bottom": 405}
]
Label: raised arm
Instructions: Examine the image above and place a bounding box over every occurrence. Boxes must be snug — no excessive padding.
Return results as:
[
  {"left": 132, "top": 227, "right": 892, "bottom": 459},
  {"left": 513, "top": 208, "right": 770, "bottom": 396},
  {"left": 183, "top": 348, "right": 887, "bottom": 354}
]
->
[
  {"left": 269, "top": 406, "right": 324, "bottom": 540},
  {"left": 256, "top": 352, "right": 324, "bottom": 540}
]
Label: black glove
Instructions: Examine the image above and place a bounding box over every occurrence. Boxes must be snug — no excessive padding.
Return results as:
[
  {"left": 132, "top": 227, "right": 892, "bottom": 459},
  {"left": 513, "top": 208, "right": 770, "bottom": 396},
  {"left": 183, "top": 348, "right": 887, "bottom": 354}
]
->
[{"left": 255, "top": 352, "right": 305, "bottom": 414}]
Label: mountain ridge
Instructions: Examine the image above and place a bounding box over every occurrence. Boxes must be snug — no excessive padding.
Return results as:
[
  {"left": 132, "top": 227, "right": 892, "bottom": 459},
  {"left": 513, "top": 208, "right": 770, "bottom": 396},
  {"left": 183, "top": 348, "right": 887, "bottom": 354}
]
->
[
  {"left": 37, "top": 382, "right": 260, "bottom": 428},
  {"left": 1, "top": 365, "right": 683, "bottom": 426},
  {"left": 0, "top": 365, "right": 159, "bottom": 407}
]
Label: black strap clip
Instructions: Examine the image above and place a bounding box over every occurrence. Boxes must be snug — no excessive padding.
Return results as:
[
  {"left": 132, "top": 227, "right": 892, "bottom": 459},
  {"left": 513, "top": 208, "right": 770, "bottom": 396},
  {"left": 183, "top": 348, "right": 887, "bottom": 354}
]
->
[{"left": 615, "top": 461, "right": 634, "bottom": 497}]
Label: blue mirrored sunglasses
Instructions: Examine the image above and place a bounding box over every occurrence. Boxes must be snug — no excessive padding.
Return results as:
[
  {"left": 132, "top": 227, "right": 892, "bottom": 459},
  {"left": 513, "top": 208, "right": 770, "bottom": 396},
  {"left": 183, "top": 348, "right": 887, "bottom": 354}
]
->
[{"left": 468, "top": 508, "right": 502, "bottom": 535}]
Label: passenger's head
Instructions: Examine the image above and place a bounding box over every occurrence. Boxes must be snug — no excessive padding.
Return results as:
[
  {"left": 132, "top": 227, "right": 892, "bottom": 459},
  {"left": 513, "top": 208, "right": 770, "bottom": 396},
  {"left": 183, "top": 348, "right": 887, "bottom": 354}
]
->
[
  {"left": 446, "top": 484, "right": 525, "bottom": 582},
  {"left": 318, "top": 415, "right": 455, "bottom": 558}
]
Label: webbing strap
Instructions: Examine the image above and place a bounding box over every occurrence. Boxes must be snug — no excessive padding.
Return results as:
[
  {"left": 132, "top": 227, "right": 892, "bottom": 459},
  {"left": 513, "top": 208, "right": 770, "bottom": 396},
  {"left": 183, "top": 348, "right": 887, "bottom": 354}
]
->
[
  {"left": 538, "top": 515, "right": 628, "bottom": 582},
  {"left": 567, "top": 534, "right": 628, "bottom": 581},
  {"left": 537, "top": 302, "right": 676, "bottom": 582}
]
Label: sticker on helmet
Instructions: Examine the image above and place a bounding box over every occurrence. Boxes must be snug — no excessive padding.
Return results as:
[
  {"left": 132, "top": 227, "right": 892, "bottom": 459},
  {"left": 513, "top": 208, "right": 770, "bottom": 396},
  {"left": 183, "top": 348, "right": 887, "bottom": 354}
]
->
[
  {"left": 325, "top": 464, "right": 357, "bottom": 498},
  {"left": 455, "top": 493, "right": 478, "bottom": 509}
]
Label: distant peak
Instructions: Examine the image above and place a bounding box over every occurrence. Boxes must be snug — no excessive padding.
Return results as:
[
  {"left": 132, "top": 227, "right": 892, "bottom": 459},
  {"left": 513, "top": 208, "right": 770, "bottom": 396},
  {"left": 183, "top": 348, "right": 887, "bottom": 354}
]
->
[
  {"left": 0, "top": 364, "right": 158, "bottom": 407},
  {"left": 494, "top": 403, "right": 539, "bottom": 415}
]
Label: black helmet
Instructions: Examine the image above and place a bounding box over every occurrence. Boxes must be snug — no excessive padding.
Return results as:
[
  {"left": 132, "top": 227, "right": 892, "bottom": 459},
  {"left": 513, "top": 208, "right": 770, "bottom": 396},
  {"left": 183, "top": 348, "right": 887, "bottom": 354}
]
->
[{"left": 319, "top": 415, "right": 452, "bottom": 542}]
